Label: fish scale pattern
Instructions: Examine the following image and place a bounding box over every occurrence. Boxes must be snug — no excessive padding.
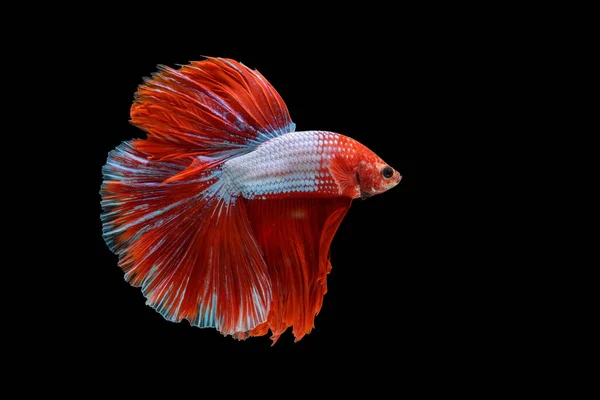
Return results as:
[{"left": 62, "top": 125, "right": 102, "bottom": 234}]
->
[{"left": 223, "top": 130, "right": 359, "bottom": 199}]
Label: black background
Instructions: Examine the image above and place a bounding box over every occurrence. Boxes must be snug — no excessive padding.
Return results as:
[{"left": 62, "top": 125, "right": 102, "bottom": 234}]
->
[{"left": 76, "top": 39, "right": 425, "bottom": 355}]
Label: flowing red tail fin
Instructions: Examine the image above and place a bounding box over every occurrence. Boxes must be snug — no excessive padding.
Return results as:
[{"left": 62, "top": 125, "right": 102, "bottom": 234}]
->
[
  {"left": 101, "top": 58, "right": 295, "bottom": 335},
  {"left": 101, "top": 141, "right": 271, "bottom": 335}
]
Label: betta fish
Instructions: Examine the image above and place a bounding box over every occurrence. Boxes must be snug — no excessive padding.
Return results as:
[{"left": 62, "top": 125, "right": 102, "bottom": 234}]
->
[{"left": 101, "top": 57, "right": 402, "bottom": 343}]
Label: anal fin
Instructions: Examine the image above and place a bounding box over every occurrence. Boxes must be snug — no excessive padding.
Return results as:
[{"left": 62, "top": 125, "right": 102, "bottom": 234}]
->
[{"left": 244, "top": 198, "right": 351, "bottom": 342}]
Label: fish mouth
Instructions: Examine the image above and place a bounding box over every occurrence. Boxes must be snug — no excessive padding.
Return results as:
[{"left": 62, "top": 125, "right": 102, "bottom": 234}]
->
[{"left": 360, "top": 191, "right": 372, "bottom": 200}]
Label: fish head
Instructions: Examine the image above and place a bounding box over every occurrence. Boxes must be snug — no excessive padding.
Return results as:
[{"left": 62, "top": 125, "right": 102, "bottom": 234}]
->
[
  {"left": 329, "top": 137, "right": 402, "bottom": 200},
  {"left": 354, "top": 153, "right": 402, "bottom": 200}
]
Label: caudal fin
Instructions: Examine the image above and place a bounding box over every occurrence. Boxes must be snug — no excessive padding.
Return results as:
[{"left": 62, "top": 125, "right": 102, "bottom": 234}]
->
[
  {"left": 101, "top": 58, "right": 296, "bottom": 335},
  {"left": 101, "top": 141, "right": 271, "bottom": 335}
]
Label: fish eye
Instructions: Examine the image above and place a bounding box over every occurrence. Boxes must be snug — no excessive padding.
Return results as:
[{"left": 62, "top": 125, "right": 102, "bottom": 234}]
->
[{"left": 382, "top": 166, "right": 393, "bottom": 179}]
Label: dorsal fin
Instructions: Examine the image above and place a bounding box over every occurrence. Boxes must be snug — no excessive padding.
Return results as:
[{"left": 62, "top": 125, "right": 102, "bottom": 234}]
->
[{"left": 130, "top": 57, "right": 296, "bottom": 161}]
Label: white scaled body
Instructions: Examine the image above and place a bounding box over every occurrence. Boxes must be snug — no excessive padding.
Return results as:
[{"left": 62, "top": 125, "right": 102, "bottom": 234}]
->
[{"left": 222, "top": 131, "right": 347, "bottom": 199}]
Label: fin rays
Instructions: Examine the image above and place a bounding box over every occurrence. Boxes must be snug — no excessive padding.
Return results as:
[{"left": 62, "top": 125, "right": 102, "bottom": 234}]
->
[
  {"left": 245, "top": 198, "right": 351, "bottom": 342},
  {"left": 101, "top": 141, "right": 272, "bottom": 335},
  {"left": 130, "top": 57, "right": 295, "bottom": 162}
]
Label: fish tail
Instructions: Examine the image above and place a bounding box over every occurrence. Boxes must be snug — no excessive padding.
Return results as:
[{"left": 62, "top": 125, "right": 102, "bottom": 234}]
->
[
  {"left": 101, "top": 57, "right": 296, "bottom": 336},
  {"left": 101, "top": 140, "right": 272, "bottom": 334}
]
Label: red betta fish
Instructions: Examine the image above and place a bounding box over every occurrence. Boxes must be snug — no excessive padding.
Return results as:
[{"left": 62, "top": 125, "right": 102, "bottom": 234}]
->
[{"left": 101, "top": 57, "right": 402, "bottom": 343}]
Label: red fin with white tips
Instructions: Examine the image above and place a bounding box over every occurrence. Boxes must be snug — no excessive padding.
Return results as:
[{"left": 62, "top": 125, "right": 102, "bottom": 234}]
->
[
  {"left": 243, "top": 198, "right": 352, "bottom": 342},
  {"left": 130, "top": 57, "right": 295, "bottom": 161},
  {"left": 101, "top": 141, "right": 271, "bottom": 336},
  {"left": 102, "top": 58, "right": 299, "bottom": 337}
]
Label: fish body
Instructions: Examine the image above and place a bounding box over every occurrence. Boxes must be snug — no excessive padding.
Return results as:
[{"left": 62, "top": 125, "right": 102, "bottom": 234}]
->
[
  {"left": 101, "top": 58, "right": 401, "bottom": 342},
  {"left": 223, "top": 130, "right": 401, "bottom": 201}
]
